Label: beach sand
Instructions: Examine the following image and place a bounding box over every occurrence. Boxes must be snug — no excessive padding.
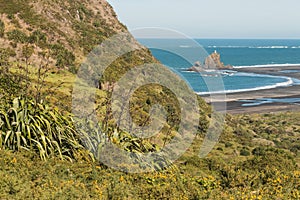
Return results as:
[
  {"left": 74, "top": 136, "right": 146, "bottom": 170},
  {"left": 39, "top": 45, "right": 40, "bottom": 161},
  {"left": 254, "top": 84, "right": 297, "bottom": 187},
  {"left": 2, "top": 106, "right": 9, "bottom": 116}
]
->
[{"left": 200, "top": 65, "right": 300, "bottom": 114}]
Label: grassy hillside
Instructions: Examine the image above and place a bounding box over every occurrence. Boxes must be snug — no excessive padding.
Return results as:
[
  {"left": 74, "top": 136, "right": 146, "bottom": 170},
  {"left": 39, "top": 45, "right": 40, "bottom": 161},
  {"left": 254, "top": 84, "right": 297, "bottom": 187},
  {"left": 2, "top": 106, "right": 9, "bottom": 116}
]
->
[
  {"left": 0, "top": 112, "right": 299, "bottom": 199},
  {"left": 0, "top": 0, "right": 195, "bottom": 158},
  {"left": 0, "top": 0, "right": 155, "bottom": 73},
  {"left": 0, "top": 0, "right": 299, "bottom": 199}
]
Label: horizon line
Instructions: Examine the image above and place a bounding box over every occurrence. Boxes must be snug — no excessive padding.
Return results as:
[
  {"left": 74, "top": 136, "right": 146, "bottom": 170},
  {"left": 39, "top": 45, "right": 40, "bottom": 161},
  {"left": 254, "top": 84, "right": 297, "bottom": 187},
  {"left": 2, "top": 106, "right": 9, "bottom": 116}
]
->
[{"left": 135, "top": 37, "right": 300, "bottom": 40}]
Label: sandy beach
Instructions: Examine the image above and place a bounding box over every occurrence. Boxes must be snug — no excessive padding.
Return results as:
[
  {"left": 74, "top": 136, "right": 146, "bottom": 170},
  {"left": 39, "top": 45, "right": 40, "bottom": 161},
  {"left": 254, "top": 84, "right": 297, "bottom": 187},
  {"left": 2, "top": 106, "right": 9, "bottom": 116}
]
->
[{"left": 201, "top": 65, "right": 300, "bottom": 114}]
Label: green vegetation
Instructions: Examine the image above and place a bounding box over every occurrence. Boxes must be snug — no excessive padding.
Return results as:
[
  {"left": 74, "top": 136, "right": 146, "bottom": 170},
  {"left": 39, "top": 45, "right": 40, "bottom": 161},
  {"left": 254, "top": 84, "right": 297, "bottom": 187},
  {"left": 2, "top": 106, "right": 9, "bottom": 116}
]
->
[
  {"left": 0, "top": 97, "right": 90, "bottom": 161},
  {"left": 0, "top": 112, "right": 299, "bottom": 199},
  {"left": 0, "top": 19, "right": 4, "bottom": 37},
  {"left": 28, "top": 30, "right": 48, "bottom": 47},
  {"left": 0, "top": 0, "right": 299, "bottom": 199},
  {"left": 7, "top": 29, "right": 28, "bottom": 43},
  {"left": 0, "top": 0, "right": 154, "bottom": 74},
  {"left": 50, "top": 44, "right": 75, "bottom": 69}
]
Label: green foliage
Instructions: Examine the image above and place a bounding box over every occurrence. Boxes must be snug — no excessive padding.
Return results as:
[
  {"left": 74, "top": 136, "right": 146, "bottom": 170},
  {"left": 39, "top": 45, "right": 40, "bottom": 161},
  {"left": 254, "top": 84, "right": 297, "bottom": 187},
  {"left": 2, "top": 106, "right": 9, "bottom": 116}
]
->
[
  {"left": 290, "top": 144, "right": 300, "bottom": 154},
  {"left": 225, "top": 142, "right": 233, "bottom": 148},
  {"left": 0, "top": 97, "right": 88, "bottom": 161},
  {"left": 22, "top": 45, "right": 34, "bottom": 61},
  {"left": 0, "top": 0, "right": 156, "bottom": 77},
  {"left": 5, "top": 47, "right": 16, "bottom": 57},
  {"left": 103, "top": 49, "right": 157, "bottom": 83},
  {"left": 0, "top": 20, "right": 4, "bottom": 37},
  {"left": 0, "top": 0, "right": 28, "bottom": 15},
  {"left": 76, "top": 24, "right": 106, "bottom": 53},
  {"left": 242, "top": 148, "right": 296, "bottom": 172},
  {"left": 252, "top": 146, "right": 266, "bottom": 156},
  {"left": 0, "top": 1, "right": 299, "bottom": 198},
  {"left": 0, "top": 49, "right": 21, "bottom": 101},
  {"left": 50, "top": 44, "right": 75, "bottom": 69},
  {"left": 7, "top": 29, "right": 28, "bottom": 43},
  {"left": 0, "top": 47, "right": 16, "bottom": 67},
  {"left": 0, "top": 48, "right": 9, "bottom": 67},
  {"left": 240, "top": 148, "right": 250, "bottom": 156},
  {"left": 0, "top": 71, "right": 22, "bottom": 102},
  {"left": 28, "top": 30, "right": 47, "bottom": 47},
  {"left": 0, "top": 147, "right": 298, "bottom": 199}
]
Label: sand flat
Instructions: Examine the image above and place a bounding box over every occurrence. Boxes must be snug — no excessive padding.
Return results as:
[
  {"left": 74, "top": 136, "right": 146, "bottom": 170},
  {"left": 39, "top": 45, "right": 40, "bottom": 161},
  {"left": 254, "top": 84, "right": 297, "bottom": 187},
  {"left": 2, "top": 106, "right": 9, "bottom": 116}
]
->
[{"left": 200, "top": 65, "right": 300, "bottom": 114}]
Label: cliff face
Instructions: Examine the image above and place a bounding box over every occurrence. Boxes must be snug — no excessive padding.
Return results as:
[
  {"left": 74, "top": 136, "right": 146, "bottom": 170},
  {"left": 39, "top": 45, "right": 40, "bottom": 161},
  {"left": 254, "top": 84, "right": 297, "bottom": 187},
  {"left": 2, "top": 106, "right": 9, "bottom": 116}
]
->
[{"left": 0, "top": 0, "right": 155, "bottom": 75}]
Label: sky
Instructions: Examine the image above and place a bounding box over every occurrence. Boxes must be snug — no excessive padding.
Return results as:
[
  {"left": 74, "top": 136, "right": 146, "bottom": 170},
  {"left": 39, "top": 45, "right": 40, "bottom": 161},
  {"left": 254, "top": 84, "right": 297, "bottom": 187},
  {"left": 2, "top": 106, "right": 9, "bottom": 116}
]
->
[{"left": 107, "top": 0, "right": 300, "bottom": 39}]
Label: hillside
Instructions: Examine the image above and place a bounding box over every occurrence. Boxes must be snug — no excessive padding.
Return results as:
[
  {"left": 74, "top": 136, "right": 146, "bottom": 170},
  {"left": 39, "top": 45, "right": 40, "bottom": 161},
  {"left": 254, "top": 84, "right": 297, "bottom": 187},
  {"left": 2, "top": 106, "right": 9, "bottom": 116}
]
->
[
  {"left": 0, "top": 0, "right": 196, "bottom": 167},
  {"left": 0, "top": 0, "right": 155, "bottom": 73},
  {"left": 0, "top": 0, "right": 160, "bottom": 115},
  {"left": 0, "top": 112, "right": 299, "bottom": 199},
  {"left": 0, "top": 1, "right": 299, "bottom": 199}
]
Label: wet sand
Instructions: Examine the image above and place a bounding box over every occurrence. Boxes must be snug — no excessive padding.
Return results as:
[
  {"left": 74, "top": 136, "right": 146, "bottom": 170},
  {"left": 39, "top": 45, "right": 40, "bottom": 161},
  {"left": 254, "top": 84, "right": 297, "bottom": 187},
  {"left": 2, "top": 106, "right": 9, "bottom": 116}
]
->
[{"left": 200, "top": 65, "right": 300, "bottom": 114}]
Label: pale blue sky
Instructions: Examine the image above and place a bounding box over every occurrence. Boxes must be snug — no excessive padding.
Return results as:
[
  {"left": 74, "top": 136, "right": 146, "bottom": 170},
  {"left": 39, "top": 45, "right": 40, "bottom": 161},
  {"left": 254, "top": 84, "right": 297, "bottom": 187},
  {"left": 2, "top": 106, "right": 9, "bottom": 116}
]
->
[{"left": 107, "top": 0, "right": 300, "bottom": 39}]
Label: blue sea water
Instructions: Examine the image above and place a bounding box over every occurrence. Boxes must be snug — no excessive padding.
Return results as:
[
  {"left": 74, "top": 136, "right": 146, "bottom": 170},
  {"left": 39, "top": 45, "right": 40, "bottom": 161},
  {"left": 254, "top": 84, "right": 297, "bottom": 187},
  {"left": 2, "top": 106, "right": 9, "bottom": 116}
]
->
[{"left": 138, "top": 39, "right": 300, "bottom": 94}]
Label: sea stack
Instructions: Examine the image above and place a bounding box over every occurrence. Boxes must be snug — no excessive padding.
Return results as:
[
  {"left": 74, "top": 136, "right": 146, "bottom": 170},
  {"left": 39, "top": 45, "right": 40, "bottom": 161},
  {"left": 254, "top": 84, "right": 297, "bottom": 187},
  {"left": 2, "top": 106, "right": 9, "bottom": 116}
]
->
[
  {"left": 187, "top": 51, "right": 233, "bottom": 72},
  {"left": 204, "top": 50, "right": 232, "bottom": 69}
]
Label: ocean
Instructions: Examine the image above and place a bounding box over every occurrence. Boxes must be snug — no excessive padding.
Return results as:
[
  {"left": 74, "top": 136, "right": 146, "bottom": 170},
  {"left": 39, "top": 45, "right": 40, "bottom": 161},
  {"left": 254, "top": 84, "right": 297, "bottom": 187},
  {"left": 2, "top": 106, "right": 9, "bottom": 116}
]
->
[{"left": 138, "top": 39, "right": 300, "bottom": 94}]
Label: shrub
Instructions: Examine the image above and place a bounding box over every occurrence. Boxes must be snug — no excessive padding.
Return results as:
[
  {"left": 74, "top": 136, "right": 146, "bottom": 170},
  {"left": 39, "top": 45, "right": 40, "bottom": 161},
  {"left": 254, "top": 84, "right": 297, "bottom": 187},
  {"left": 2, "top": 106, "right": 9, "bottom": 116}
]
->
[
  {"left": 0, "top": 48, "right": 9, "bottom": 66},
  {"left": 28, "top": 30, "right": 47, "bottom": 47},
  {"left": 22, "top": 45, "right": 34, "bottom": 62},
  {"left": 216, "top": 147, "right": 223, "bottom": 151},
  {"left": 50, "top": 44, "right": 75, "bottom": 69},
  {"left": 0, "top": 20, "right": 4, "bottom": 37},
  {"left": 252, "top": 146, "right": 266, "bottom": 156},
  {"left": 7, "top": 29, "right": 28, "bottom": 43},
  {"left": 5, "top": 47, "right": 16, "bottom": 57},
  {"left": 240, "top": 149, "right": 250, "bottom": 156},
  {"left": 290, "top": 144, "right": 300, "bottom": 153},
  {"left": 0, "top": 97, "right": 89, "bottom": 161},
  {"left": 225, "top": 142, "right": 233, "bottom": 148}
]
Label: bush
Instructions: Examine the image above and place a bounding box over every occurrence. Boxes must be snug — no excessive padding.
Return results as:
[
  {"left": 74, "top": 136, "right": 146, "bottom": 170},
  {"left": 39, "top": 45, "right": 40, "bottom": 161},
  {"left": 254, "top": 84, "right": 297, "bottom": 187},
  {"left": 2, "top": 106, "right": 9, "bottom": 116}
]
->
[
  {"left": 0, "top": 48, "right": 9, "bottom": 66},
  {"left": 252, "top": 146, "right": 266, "bottom": 156},
  {"left": 50, "top": 44, "right": 75, "bottom": 69},
  {"left": 225, "top": 142, "right": 233, "bottom": 148},
  {"left": 7, "top": 29, "right": 28, "bottom": 43},
  {"left": 216, "top": 147, "right": 223, "bottom": 151},
  {"left": 0, "top": 20, "right": 4, "bottom": 37},
  {"left": 22, "top": 45, "right": 34, "bottom": 62},
  {"left": 0, "top": 97, "right": 89, "bottom": 161},
  {"left": 290, "top": 144, "right": 300, "bottom": 153},
  {"left": 28, "top": 30, "right": 47, "bottom": 47},
  {"left": 240, "top": 149, "right": 250, "bottom": 156}
]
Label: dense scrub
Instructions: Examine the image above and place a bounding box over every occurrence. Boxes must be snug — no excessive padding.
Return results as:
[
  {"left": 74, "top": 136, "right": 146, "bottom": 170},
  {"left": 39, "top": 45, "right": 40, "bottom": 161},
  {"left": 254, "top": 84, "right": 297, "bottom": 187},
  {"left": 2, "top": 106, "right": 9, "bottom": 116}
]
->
[{"left": 0, "top": 111, "right": 299, "bottom": 199}]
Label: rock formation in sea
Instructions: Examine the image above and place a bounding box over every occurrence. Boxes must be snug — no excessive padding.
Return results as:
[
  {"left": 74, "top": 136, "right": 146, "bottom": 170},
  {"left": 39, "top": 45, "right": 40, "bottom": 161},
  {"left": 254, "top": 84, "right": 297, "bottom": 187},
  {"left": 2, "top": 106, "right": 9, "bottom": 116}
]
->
[{"left": 187, "top": 51, "right": 232, "bottom": 72}]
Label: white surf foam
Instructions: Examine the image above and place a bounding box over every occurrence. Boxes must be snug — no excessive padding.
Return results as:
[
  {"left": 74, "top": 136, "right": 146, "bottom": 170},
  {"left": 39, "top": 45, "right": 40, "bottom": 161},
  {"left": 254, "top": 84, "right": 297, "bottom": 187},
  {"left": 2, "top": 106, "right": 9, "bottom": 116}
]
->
[
  {"left": 205, "top": 45, "right": 300, "bottom": 49},
  {"left": 197, "top": 77, "right": 294, "bottom": 95},
  {"left": 233, "top": 63, "right": 300, "bottom": 69}
]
